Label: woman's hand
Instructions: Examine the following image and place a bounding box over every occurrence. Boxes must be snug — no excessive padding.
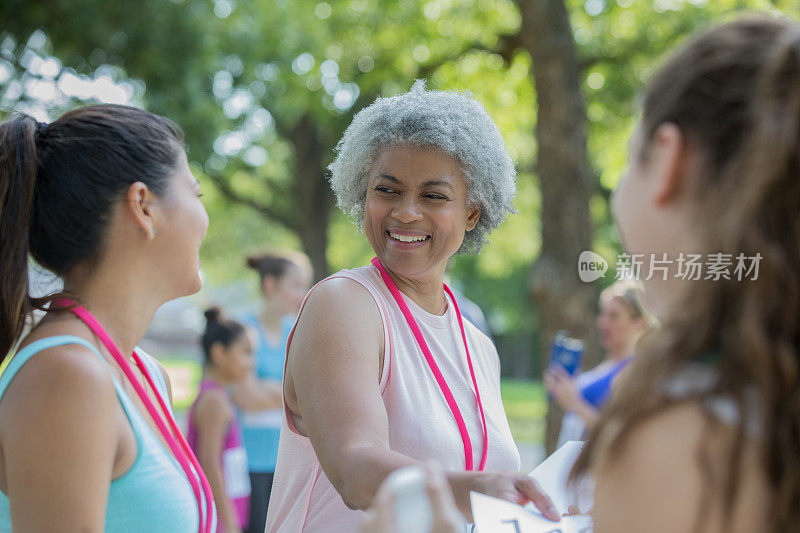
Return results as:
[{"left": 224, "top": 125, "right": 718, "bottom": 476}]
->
[
  {"left": 544, "top": 365, "right": 582, "bottom": 412},
  {"left": 448, "top": 470, "right": 561, "bottom": 522},
  {"left": 361, "top": 465, "right": 464, "bottom": 533}
]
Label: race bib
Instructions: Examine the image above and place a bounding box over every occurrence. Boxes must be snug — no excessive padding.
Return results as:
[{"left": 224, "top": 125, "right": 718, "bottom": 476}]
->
[{"left": 222, "top": 446, "right": 251, "bottom": 499}]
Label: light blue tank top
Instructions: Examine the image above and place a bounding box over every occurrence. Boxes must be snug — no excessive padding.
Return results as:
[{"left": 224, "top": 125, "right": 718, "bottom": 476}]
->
[
  {"left": 238, "top": 313, "right": 293, "bottom": 472},
  {"left": 0, "top": 335, "right": 212, "bottom": 532}
]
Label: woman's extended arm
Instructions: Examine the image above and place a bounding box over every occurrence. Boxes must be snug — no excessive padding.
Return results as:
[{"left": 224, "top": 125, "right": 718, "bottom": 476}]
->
[
  {"left": 288, "top": 278, "right": 413, "bottom": 509},
  {"left": 230, "top": 374, "right": 283, "bottom": 412},
  {"left": 287, "top": 278, "right": 559, "bottom": 522}
]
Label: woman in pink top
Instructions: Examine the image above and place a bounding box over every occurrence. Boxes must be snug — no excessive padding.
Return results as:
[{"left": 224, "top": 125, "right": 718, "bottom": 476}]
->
[
  {"left": 188, "top": 308, "right": 254, "bottom": 533},
  {"left": 265, "top": 82, "right": 558, "bottom": 532}
]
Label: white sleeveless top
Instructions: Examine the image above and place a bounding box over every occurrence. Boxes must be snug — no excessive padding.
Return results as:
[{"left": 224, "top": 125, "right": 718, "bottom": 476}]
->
[{"left": 265, "top": 265, "right": 520, "bottom": 532}]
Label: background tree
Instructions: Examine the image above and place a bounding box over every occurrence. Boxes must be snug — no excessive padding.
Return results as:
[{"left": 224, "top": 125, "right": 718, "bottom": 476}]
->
[
  {"left": 512, "top": 0, "right": 600, "bottom": 453},
  {"left": 3, "top": 0, "right": 797, "bottom": 453}
]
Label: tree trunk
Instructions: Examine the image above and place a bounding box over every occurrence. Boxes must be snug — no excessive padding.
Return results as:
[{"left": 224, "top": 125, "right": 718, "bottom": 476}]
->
[
  {"left": 286, "top": 114, "right": 335, "bottom": 280},
  {"left": 515, "top": 0, "right": 601, "bottom": 454}
]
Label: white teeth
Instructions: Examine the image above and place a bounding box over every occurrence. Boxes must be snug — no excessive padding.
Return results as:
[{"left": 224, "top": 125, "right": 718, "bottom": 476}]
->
[{"left": 389, "top": 232, "right": 429, "bottom": 243}]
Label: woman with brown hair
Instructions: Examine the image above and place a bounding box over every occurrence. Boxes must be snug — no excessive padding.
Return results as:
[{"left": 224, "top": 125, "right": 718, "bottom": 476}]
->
[{"left": 572, "top": 15, "right": 800, "bottom": 533}]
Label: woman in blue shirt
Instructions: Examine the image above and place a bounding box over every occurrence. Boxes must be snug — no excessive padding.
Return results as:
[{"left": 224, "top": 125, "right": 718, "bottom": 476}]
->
[
  {"left": 546, "top": 281, "right": 652, "bottom": 445},
  {"left": 231, "top": 251, "right": 311, "bottom": 533}
]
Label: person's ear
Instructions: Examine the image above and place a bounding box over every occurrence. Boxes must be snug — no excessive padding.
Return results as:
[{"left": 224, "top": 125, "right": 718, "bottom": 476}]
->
[
  {"left": 124, "top": 182, "right": 158, "bottom": 239},
  {"left": 209, "top": 341, "right": 227, "bottom": 367},
  {"left": 649, "top": 123, "right": 689, "bottom": 207},
  {"left": 465, "top": 205, "right": 481, "bottom": 232},
  {"left": 261, "top": 275, "right": 276, "bottom": 296}
]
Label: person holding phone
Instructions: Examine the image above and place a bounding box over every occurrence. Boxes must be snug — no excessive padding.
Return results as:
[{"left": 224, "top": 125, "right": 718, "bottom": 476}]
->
[{"left": 546, "top": 281, "right": 651, "bottom": 445}]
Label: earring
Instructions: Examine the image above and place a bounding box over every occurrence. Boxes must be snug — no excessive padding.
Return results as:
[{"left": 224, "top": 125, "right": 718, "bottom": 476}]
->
[{"left": 153, "top": 228, "right": 158, "bottom": 236}]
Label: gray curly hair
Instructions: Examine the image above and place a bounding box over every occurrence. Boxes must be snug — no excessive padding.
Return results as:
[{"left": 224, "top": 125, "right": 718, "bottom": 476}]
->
[{"left": 328, "top": 80, "right": 517, "bottom": 254}]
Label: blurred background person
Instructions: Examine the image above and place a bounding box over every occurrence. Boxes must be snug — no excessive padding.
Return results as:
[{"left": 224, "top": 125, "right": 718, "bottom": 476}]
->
[
  {"left": 188, "top": 308, "right": 254, "bottom": 533},
  {"left": 232, "top": 250, "right": 312, "bottom": 533},
  {"left": 545, "top": 281, "right": 651, "bottom": 446}
]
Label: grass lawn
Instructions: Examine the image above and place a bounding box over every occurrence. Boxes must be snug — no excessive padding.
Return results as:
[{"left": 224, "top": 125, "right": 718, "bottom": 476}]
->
[
  {"left": 162, "top": 358, "right": 546, "bottom": 447},
  {"left": 500, "top": 379, "right": 546, "bottom": 445},
  {"left": 161, "top": 358, "right": 203, "bottom": 412}
]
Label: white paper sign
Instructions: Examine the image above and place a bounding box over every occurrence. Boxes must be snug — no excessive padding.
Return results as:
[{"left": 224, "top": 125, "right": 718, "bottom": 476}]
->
[
  {"left": 527, "top": 441, "right": 586, "bottom": 516},
  {"left": 469, "top": 441, "right": 593, "bottom": 532},
  {"left": 222, "top": 446, "right": 251, "bottom": 498},
  {"left": 470, "top": 492, "right": 593, "bottom": 533}
]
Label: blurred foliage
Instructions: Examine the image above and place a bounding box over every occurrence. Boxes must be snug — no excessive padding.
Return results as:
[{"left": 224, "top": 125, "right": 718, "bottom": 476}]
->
[{"left": 2, "top": 0, "right": 797, "bottom": 342}]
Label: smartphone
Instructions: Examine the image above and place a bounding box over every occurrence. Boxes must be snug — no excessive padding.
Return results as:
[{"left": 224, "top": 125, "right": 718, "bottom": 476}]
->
[{"left": 549, "top": 331, "right": 584, "bottom": 376}]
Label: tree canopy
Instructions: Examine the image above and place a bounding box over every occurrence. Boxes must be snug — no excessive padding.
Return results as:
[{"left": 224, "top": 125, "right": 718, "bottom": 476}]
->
[{"left": 2, "top": 0, "right": 796, "bottom": 356}]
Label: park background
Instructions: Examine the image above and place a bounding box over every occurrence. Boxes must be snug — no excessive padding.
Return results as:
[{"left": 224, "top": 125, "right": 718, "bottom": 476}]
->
[{"left": 4, "top": 0, "right": 797, "bottom": 462}]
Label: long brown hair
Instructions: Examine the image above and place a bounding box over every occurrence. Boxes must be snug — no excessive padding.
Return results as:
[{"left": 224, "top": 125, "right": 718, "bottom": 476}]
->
[
  {"left": 572, "top": 16, "right": 800, "bottom": 531},
  {"left": 0, "top": 105, "right": 184, "bottom": 361}
]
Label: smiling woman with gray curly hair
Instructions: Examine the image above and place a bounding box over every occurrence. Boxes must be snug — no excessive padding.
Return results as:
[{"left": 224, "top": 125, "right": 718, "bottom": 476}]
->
[
  {"left": 265, "top": 82, "right": 557, "bottom": 533},
  {"left": 329, "top": 80, "right": 517, "bottom": 254}
]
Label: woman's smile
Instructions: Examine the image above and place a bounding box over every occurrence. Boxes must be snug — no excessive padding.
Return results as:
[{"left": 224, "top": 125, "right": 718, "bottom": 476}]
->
[{"left": 386, "top": 229, "right": 431, "bottom": 248}]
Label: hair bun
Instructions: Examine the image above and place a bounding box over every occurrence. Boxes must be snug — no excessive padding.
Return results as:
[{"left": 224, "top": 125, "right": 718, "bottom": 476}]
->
[{"left": 204, "top": 306, "right": 222, "bottom": 324}]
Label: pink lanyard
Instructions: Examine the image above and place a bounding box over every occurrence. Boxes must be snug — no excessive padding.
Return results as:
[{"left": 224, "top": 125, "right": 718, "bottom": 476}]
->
[
  {"left": 56, "top": 300, "right": 215, "bottom": 533},
  {"left": 371, "top": 257, "right": 488, "bottom": 471}
]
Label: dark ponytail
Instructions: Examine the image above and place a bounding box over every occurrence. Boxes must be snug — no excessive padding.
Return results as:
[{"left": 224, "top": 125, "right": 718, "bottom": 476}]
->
[
  {"left": 246, "top": 251, "right": 296, "bottom": 282},
  {"left": 0, "top": 116, "right": 38, "bottom": 359},
  {"left": 0, "top": 104, "right": 185, "bottom": 361},
  {"left": 201, "top": 307, "right": 247, "bottom": 366}
]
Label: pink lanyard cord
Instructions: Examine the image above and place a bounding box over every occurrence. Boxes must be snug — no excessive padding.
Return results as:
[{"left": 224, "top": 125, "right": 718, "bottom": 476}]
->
[
  {"left": 371, "top": 258, "right": 488, "bottom": 471},
  {"left": 55, "top": 300, "right": 214, "bottom": 533}
]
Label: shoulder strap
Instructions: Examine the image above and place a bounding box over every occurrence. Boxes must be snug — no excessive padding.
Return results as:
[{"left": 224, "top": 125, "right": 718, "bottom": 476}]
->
[
  {"left": 135, "top": 348, "right": 171, "bottom": 410},
  {"left": 0, "top": 335, "right": 108, "bottom": 402}
]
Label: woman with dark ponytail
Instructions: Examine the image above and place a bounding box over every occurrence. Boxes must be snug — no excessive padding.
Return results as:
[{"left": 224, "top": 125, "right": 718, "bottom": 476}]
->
[
  {"left": 571, "top": 16, "right": 800, "bottom": 533},
  {"left": 0, "top": 105, "right": 215, "bottom": 531},
  {"left": 187, "top": 307, "right": 254, "bottom": 533}
]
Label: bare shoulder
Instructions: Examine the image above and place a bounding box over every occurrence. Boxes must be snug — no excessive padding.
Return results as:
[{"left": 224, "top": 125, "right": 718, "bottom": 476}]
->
[
  {"left": 291, "top": 276, "right": 384, "bottom": 350},
  {"left": 193, "top": 387, "right": 232, "bottom": 422},
  {"left": 0, "top": 342, "right": 118, "bottom": 444},
  {"left": 285, "top": 276, "right": 387, "bottom": 422},
  {"left": 301, "top": 276, "right": 382, "bottom": 317},
  {"left": 2, "top": 342, "right": 116, "bottom": 407},
  {"left": 593, "top": 401, "right": 768, "bottom": 533}
]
